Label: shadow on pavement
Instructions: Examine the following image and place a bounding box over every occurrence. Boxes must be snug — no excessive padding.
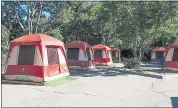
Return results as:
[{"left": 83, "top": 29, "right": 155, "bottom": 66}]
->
[
  {"left": 141, "top": 63, "right": 178, "bottom": 73},
  {"left": 140, "top": 68, "right": 178, "bottom": 74},
  {"left": 70, "top": 67, "right": 128, "bottom": 77},
  {"left": 70, "top": 66, "right": 163, "bottom": 79},
  {"left": 171, "top": 97, "right": 178, "bottom": 108},
  {"left": 111, "top": 67, "right": 163, "bottom": 79}
]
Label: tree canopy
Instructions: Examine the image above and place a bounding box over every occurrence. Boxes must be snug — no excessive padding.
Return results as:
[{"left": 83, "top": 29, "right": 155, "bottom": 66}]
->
[{"left": 1, "top": 1, "right": 178, "bottom": 61}]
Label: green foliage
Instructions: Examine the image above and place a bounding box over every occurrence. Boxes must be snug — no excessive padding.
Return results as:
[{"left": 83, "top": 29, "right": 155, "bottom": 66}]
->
[
  {"left": 1, "top": 25, "right": 10, "bottom": 72},
  {"left": 123, "top": 58, "right": 141, "bottom": 69},
  {"left": 60, "top": 6, "right": 74, "bottom": 24},
  {"left": 151, "top": 11, "right": 178, "bottom": 47},
  {"left": 46, "top": 27, "right": 64, "bottom": 40},
  {"left": 1, "top": 1, "right": 178, "bottom": 61},
  {"left": 2, "top": 26, "right": 10, "bottom": 53}
]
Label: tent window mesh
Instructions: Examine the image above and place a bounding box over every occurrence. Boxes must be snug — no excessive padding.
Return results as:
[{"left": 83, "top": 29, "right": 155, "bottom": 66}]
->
[
  {"left": 18, "top": 45, "right": 35, "bottom": 65},
  {"left": 94, "top": 50, "right": 102, "bottom": 58},
  {"left": 156, "top": 52, "right": 164, "bottom": 59},
  {"left": 67, "top": 48, "right": 79, "bottom": 60},
  {"left": 47, "top": 46, "right": 59, "bottom": 65},
  {"left": 112, "top": 51, "right": 116, "bottom": 57},
  {"left": 172, "top": 48, "right": 178, "bottom": 61}
]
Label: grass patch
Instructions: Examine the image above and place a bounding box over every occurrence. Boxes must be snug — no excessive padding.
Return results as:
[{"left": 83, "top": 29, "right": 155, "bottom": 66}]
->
[{"left": 44, "top": 76, "right": 77, "bottom": 87}]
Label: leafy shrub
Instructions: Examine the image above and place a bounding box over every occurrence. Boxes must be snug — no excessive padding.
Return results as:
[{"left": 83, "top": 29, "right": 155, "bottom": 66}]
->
[{"left": 123, "top": 58, "right": 141, "bottom": 69}]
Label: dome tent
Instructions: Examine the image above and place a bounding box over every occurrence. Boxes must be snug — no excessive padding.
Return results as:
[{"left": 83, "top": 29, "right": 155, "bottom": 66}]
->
[
  {"left": 4, "top": 34, "right": 69, "bottom": 84},
  {"left": 65, "top": 41, "right": 95, "bottom": 70},
  {"left": 111, "top": 47, "right": 121, "bottom": 62},
  {"left": 92, "top": 44, "right": 112, "bottom": 66},
  {"left": 164, "top": 42, "right": 178, "bottom": 71},
  {"left": 151, "top": 47, "right": 167, "bottom": 63}
]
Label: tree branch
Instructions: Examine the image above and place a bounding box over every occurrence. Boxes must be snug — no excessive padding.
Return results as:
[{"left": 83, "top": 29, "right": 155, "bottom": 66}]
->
[
  {"left": 15, "top": 12, "right": 27, "bottom": 32},
  {"left": 26, "top": 1, "right": 32, "bottom": 34},
  {"left": 17, "top": 1, "right": 26, "bottom": 14},
  {"left": 67, "top": 1, "right": 84, "bottom": 13},
  {"left": 74, "top": 1, "right": 84, "bottom": 12},
  {"left": 32, "top": 1, "right": 37, "bottom": 10},
  {"left": 35, "top": 1, "right": 44, "bottom": 33}
]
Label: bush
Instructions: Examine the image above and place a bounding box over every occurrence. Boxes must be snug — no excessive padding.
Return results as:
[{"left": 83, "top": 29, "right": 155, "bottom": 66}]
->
[{"left": 123, "top": 58, "right": 141, "bottom": 69}]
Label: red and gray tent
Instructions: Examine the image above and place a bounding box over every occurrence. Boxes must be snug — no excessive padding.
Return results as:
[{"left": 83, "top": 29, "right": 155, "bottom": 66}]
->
[
  {"left": 151, "top": 47, "right": 167, "bottom": 63},
  {"left": 111, "top": 48, "right": 121, "bottom": 62},
  {"left": 92, "top": 44, "right": 112, "bottom": 65},
  {"left": 164, "top": 42, "right": 178, "bottom": 71},
  {"left": 65, "top": 41, "right": 95, "bottom": 70},
  {"left": 4, "top": 34, "right": 69, "bottom": 82}
]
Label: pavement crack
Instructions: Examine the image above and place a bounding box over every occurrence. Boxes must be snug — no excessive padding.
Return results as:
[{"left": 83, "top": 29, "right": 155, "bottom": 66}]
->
[
  {"left": 151, "top": 82, "right": 154, "bottom": 90},
  {"left": 116, "top": 89, "right": 148, "bottom": 92},
  {"left": 150, "top": 82, "right": 171, "bottom": 105},
  {"left": 35, "top": 88, "right": 50, "bottom": 93},
  {"left": 35, "top": 88, "right": 125, "bottom": 102},
  {"left": 81, "top": 93, "right": 125, "bottom": 102},
  {"left": 81, "top": 93, "right": 98, "bottom": 96},
  {"left": 152, "top": 90, "right": 170, "bottom": 105},
  {"left": 54, "top": 91, "right": 125, "bottom": 102}
]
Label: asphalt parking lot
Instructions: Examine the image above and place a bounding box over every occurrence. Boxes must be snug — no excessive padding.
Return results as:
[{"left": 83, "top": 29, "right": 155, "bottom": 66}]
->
[{"left": 2, "top": 68, "right": 178, "bottom": 107}]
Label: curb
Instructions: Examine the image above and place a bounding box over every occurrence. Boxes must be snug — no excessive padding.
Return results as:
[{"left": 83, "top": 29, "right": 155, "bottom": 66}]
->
[{"left": 162, "top": 74, "right": 178, "bottom": 79}]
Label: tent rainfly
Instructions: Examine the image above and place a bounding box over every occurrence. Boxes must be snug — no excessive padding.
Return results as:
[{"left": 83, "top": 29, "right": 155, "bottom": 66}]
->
[
  {"left": 151, "top": 47, "right": 167, "bottom": 63},
  {"left": 92, "top": 44, "right": 112, "bottom": 65},
  {"left": 111, "top": 48, "right": 121, "bottom": 62},
  {"left": 164, "top": 42, "right": 178, "bottom": 71},
  {"left": 65, "top": 41, "right": 95, "bottom": 70},
  {"left": 4, "top": 34, "right": 69, "bottom": 83}
]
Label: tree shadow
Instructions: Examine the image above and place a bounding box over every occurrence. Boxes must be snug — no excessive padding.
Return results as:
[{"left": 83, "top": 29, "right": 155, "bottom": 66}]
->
[
  {"left": 171, "top": 97, "right": 178, "bottom": 108},
  {"left": 70, "top": 67, "right": 128, "bottom": 77},
  {"left": 141, "top": 63, "right": 177, "bottom": 72},
  {"left": 140, "top": 64, "right": 178, "bottom": 74},
  {"left": 141, "top": 68, "right": 178, "bottom": 74},
  {"left": 70, "top": 66, "right": 163, "bottom": 79},
  {"left": 109, "top": 67, "right": 163, "bottom": 79}
]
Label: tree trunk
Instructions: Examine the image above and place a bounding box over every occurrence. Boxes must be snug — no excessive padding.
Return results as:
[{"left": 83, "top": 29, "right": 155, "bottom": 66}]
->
[
  {"left": 138, "top": 36, "right": 144, "bottom": 61},
  {"left": 35, "top": 2, "right": 43, "bottom": 33},
  {"left": 133, "top": 49, "right": 137, "bottom": 58},
  {"left": 105, "top": 38, "right": 109, "bottom": 45},
  {"left": 138, "top": 47, "right": 142, "bottom": 60}
]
